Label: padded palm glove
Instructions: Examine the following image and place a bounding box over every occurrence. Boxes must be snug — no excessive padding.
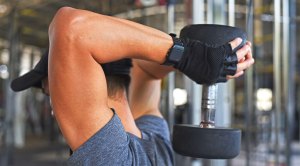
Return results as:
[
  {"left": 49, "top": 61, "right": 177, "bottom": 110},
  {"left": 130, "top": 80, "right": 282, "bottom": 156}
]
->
[
  {"left": 163, "top": 24, "right": 246, "bottom": 85},
  {"left": 164, "top": 36, "right": 239, "bottom": 84}
]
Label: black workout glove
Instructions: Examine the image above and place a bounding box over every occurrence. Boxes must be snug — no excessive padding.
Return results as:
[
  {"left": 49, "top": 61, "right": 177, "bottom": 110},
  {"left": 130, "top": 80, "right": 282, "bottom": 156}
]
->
[{"left": 163, "top": 36, "right": 238, "bottom": 85}]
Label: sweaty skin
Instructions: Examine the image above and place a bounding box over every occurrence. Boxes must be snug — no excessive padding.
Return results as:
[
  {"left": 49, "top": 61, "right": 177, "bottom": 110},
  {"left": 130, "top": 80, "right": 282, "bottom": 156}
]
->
[{"left": 48, "top": 7, "right": 254, "bottom": 150}]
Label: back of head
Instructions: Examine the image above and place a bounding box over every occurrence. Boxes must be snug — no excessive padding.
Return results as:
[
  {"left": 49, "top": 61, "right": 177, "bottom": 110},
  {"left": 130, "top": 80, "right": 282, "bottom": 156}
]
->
[
  {"left": 11, "top": 49, "right": 48, "bottom": 92},
  {"left": 101, "top": 59, "right": 132, "bottom": 99},
  {"left": 11, "top": 48, "right": 132, "bottom": 99}
]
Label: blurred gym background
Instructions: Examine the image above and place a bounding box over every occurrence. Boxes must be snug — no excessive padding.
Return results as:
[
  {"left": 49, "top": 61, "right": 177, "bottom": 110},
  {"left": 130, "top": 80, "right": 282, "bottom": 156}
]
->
[{"left": 0, "top": 0, "right": 299, "bottom": 166}]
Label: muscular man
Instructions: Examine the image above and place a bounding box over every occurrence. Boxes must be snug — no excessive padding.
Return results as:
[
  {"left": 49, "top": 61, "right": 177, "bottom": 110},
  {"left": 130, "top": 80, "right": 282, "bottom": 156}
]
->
[{"left": 13, "top": 6, "right": 254, "bottom": 165}]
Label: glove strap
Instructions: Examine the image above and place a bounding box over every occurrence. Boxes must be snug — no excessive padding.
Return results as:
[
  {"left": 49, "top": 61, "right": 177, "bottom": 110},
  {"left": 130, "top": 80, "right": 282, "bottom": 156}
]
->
[{"left": 162, "top": 33, "right": 185, "bottom": 66}]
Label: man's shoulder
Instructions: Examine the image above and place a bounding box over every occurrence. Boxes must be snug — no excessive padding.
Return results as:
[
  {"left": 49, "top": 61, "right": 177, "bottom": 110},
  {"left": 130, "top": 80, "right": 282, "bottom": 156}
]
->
[
  {"left": 67, "top": 113, "right": 173, "bottom": 165},
  {"left": 135, "top": 115, "right": 170, "bottom": 140}
]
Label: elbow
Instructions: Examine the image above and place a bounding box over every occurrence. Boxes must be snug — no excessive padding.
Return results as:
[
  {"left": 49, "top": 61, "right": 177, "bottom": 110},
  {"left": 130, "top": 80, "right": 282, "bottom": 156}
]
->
[{"left": 48, "top": 7, "right": 87, "bottom": 45}]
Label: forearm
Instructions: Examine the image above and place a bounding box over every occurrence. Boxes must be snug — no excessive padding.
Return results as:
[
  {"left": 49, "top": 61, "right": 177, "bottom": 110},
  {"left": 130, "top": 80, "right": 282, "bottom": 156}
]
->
[
  {"left": 129, "top": 60, "right": 174, "bottom": 118},
  {"left": 134, "top": 60, "right": 174, "bottom": 80},
  {"left": 129, "top": 61, "right": 164, "bottom": 119}
]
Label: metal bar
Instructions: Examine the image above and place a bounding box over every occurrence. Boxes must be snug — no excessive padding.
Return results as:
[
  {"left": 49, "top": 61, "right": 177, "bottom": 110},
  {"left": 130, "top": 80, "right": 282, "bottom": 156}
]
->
[
  {"left": 213, "top": 0, "right": 226, "bottom": 25},
  {"left": 273, "top": 0, "right": 282, "bottom": 165},
  {"left": 166, "top": 3, "right": 175, "bottom": 132},
  {"left": 289, "top": 1, "right": 296, "bottom": 164},
  {"left": 193, "top": 0, "right": 205, "bottom": 24},
  {"left": 227, "top": 1, "right": 235, "bottom": 165},
  {"left": 283, "top": 0, "right": 296, "bottom": 166},
  {"left": 282, "top": 0, "right": 290, "bottom": 165},
  {"left": 245, "top": 0, "right": 254, "bottom": 166},
  {"left": 253, "top": 0, "right": 266, "bottom": 164},
  {"left": 227, "top": 0, "right": 235, "bottom": 124},
  {"left": 228, "top": 0, "right": 235, "bottom": 26},
  {"left": 206, "top": 0, "right": 214, "bottom": 24},
  {"left": 288, "top": 1, "right": 297, "bottom": 165},
  {"left": 198, "top": 84, "right": 210, "bottom": 166},
  {"left": 200, "top": 84, "right": 217, "bottom": 128}
]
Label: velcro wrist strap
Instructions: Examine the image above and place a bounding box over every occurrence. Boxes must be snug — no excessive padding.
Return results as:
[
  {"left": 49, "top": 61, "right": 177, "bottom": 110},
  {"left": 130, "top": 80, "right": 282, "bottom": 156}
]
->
[
  {"left": 224, "top": 53, "right": 238, "bottom": 65},
  {"left": 223, "top": 65, "right": 237, "bottom": 76},
  {"left": 162, "top": 34, "right": 185, "bottom": 66},
  {"left": 217, "top": 75, "right": 227, "bottom": 82}
]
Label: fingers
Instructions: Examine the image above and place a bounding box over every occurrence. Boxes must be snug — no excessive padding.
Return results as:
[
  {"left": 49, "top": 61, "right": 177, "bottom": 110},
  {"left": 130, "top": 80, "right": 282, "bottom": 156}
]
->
[
  {"left": 229, "top": 38, "right": 243, "bottom": 50},
  {"left": 246, "top": 41, "right": 252, "bottom": 47},
  {"left": 235, "top": 43, "right": 252, "bottom": 62},
  {"left": 229, "top": 38, "right": 252, "bottom": 61},
  {"left": 235, "top": 40, "right": 254, "bottom": 71},
  {"left": 227, "top": 70, "right": 244, "bottom": 79},
  {"left": 237, "top": 55, "right": 254, "bottom": 72},
  {"left": 226, "top": 40, "right": 255, "bottom": 80},
  {"left": 227, "top": 57, "right": 254, "bottom": 80}
]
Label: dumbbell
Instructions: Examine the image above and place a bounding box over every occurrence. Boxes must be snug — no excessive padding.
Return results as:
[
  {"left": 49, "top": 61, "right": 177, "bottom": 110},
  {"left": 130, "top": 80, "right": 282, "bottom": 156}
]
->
[{"left": 172, "top": 24, "right": 246, "bottom": 159}]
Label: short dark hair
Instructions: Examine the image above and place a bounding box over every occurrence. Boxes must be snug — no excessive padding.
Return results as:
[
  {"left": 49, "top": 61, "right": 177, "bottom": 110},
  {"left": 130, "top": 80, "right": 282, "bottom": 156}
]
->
[
  {"left": 101, "top": 59, "right": 132, "bottom": 99},
  {"left": 106, "top": 75, "right": 130, "bottom": 99}
]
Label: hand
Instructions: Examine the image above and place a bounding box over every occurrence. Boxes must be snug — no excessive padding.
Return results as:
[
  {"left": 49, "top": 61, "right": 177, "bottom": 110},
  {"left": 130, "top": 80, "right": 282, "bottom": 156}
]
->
[
  {"left": 166, "top": 37, "right": 243, "bottom": 84},
  {"left": 227, "top": 38, "right": 254, "bottom": 79},
  {"left": 162, "top": 36, "right": 254, "bottom": 85}
]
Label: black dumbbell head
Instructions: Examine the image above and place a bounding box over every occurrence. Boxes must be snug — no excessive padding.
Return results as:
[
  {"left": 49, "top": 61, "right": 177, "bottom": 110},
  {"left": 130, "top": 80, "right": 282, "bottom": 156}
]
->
[
  {"left": 172, "top": 124, "right": 241, "bottom": 159},
  {"left": 180, "top": 24, "right": 247, "bottom": 52}
]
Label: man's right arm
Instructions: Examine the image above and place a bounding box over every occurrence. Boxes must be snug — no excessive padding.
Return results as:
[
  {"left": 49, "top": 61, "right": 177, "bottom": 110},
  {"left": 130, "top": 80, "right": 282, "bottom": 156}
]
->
[{"left": 48, "top": 7, "right": 173, "bottom": 150}]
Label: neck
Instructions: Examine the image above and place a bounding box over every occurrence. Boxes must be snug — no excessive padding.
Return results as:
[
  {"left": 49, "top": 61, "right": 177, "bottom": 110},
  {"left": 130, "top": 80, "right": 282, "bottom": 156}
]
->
[{"left": 107, "top": 91, "right": 141, "bottom": 138}]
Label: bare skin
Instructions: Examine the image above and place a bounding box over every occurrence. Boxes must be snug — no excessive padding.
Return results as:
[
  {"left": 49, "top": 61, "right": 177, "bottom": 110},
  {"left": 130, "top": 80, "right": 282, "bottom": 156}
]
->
[
  {"left": 42, "top": 77, "right": 141, "bottom": 138},
  {"left": 48, "top": 7, "right": 254, "bottom": 151},
  {"left": 129, "top": 60, "right": 173, "bottom": 119},
  {"left": 106, "top": 90, "right": 141, "bottom": 137}
]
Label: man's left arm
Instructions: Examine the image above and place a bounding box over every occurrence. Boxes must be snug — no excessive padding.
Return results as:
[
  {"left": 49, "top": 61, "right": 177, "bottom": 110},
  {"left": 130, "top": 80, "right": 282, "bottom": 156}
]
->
[{"left": 129, "top": 59, "right": 173, "bottom": 119}]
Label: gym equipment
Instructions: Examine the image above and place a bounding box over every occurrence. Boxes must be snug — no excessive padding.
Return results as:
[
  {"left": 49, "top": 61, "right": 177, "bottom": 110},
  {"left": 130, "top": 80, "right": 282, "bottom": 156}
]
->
[{"left": 172, "top": 24, "right": 246, "bottom": 159}]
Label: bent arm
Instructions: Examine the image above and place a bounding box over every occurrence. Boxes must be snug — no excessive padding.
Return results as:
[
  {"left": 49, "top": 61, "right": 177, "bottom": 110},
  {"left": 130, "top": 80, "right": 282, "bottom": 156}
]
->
[
  {"left": 48, "top": 7, "right": 173, "bottom": 150},
  {"left": 48, "top": 7, "right": 253, "bottom": 150}
]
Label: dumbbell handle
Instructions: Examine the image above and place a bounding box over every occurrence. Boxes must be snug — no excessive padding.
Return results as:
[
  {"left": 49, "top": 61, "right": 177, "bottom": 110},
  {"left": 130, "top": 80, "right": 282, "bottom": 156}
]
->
[{"left": 200, "top": 84, "right": 218, "bottom": 128}]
